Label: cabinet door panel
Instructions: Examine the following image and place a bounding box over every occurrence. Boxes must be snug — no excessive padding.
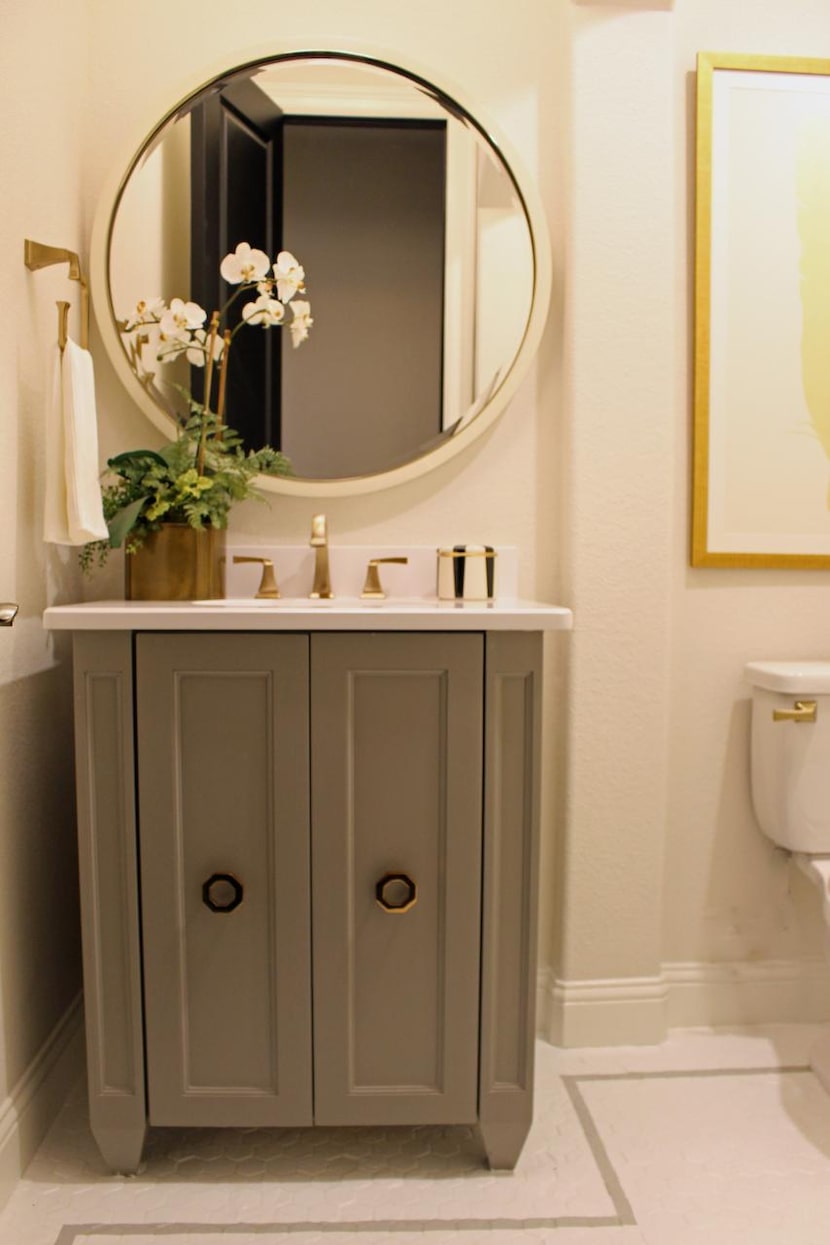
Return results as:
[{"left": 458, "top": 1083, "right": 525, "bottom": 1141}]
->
[
  {"left": 311, "top": 633, "right": 482, "bottom": 1125},
  {"left": 137, "top": 633, "right": 312, "bottom": 1126}
]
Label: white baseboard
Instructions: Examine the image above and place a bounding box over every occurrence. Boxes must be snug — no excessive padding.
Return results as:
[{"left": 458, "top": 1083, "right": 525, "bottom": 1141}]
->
[
  {"left": 540, "top": 970, "right": 668, "bottom": 1047},
  {"left": 0, "top": 993, "right": 84, "bottom": 1213},
  {"left": 662, "top": 958, "right": 830, "bottom": 1029},
  {"left": 539, "top": 958, "right": 830, "bottom": 1048}
]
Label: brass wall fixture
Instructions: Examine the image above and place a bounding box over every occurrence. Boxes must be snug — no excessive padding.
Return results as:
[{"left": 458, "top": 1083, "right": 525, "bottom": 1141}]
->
[
  {"left": 772, "top": 699, "right": 817, "bottom": 723},
  {"left": 0, "top": 604, "right": 19, "bottom": 627},
  {"left": 23, "top": 238, "right": 90, "bottom": 350}
]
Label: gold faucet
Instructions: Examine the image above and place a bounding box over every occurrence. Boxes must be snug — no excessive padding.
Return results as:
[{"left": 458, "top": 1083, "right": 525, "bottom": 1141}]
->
[{"left": 309, "top": 514, "right": 333, "bottom": 599}]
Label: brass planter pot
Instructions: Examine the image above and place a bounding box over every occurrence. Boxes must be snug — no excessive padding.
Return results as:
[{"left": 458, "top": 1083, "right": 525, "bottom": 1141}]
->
[{"left": 125, "top": 525, "right": 226, "bottom": 601}]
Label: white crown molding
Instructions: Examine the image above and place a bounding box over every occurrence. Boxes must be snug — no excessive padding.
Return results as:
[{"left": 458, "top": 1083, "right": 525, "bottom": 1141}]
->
[{"left": 257, "top": 78, "right": 445, "bottom": 120}]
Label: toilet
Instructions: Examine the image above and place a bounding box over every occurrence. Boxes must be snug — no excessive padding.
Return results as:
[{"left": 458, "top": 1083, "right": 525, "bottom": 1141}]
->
[{"left": 745, "top": 660, "right": 830, "bottom": 1091}]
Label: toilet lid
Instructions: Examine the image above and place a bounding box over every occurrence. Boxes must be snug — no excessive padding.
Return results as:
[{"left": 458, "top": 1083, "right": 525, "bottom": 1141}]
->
[{"left": 744, "top": 661, "right": 830, "bottom": 694}]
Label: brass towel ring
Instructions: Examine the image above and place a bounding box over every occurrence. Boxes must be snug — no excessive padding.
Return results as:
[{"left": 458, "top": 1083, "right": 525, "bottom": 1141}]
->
[{"left": 24, "top": 239, "right": 90, "bottom": 350}]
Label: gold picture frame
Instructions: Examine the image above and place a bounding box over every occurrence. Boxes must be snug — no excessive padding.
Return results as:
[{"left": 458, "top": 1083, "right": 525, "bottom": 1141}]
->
[{"left": 692, "top": 52, "right": 830, "bottom": 568}]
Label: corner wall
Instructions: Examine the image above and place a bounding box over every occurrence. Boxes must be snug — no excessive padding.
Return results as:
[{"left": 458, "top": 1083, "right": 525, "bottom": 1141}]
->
[
  {"left": 0, "top": 0, "right": 89, "bottom": 1208},
  {"left": 550, "top": 1, "right": 677, "bottom": 1046},
  {"left": 664, "top": 0, "right": 830, "bottom": 1021},
  {"left": 549, "top": 0, "right": 830, "bottom": 1046}
]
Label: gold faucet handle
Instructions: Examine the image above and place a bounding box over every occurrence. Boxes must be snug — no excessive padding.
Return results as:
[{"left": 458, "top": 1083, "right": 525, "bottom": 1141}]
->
[
  {"left": 232, "top": 555, "right": 280, "bottom": 599},
  {"left": 361, "top": 557, "right": 409, "bottom": 600}
]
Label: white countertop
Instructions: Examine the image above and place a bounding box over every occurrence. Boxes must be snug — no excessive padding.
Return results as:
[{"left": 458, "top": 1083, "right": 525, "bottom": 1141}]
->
[{"left": 43, "top": 598, "right": 573, "bottom": 632}]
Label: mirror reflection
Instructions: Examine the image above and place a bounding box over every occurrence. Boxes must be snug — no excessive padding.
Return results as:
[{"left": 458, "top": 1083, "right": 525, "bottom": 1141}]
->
[{"left": 108, "top": 54, "right": 535, "bottom": 482}]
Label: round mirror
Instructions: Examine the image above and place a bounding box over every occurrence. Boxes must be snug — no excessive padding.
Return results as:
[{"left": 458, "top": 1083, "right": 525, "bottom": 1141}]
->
[{"left": 91, "top": 47, "right": 551, "bottom": 496}]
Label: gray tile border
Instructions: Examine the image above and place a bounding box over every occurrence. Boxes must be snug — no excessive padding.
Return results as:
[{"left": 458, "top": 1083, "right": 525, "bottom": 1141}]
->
[{"left": 51, "top": 1063, "right": 814, "bottom": 1242}]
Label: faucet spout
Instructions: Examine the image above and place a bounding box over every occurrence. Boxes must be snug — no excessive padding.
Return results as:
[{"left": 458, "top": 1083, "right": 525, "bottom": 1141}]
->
[{"left": 309, "top": 514, "right": 333, "bottom": 599}]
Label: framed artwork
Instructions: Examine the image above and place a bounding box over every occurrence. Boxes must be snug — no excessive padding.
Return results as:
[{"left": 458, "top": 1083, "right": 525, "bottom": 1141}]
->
[{"left": 692, "top": 52, "right": 830, "bottom": 568}]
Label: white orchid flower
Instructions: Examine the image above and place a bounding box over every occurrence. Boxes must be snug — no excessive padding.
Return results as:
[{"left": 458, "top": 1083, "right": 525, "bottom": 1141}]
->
[
  {"left": 123, "top": 296, "right": 166, "bottom": 331},
  {"left": 184, "top": 327, "right": 225, "bottom": 367},
  {"left": 272, "top": 251, "right": 305, "bottom": 303},
  {"left": 120, "top": 243, "right": 311, "bottom": 408},
  {"left": 241, "top": 294, "right": 286, "bottom": 328},
  {"left": 159, "top": 298, "right": 206, "bottom": 342},
  {"left": 155, "top": 335, "right": 189, "bottom": 364},
  {"left": 289, "top": 299, "right": 313, "bottom": 348},
  {"left": 220, "top": 242, "right": 271, "bottom": 285}
]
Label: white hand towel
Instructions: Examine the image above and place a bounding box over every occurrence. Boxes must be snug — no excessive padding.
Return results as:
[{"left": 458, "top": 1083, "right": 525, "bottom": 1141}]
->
[{"left": 44, "top": 339, "right": 108, "bottom": 545}]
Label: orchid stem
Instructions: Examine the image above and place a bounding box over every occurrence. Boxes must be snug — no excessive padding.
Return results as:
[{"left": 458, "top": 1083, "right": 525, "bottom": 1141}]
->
[
  {"left": 197, "top": 311, "right": 221, "bottom": 475},
  {"left": 202, "top": 311, "right": 220, "bottom": 409},
  {"left": 216, "top": 331, "right": 232, "bottom": 434}
]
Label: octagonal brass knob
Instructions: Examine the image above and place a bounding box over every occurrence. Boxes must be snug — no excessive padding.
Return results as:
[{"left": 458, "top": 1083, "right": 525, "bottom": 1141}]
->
[
  {"left": 375, "top": 872, "right": 417, "bottom": 914},
  {"left": 203, "top": 872, "right": 244, "bottom": 913}
]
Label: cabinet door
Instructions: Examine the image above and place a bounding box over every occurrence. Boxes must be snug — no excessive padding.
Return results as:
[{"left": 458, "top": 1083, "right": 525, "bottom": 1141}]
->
[
  {"left": 311, "top": 633, "right": 483, "bottom": 1125},
  {"left": 136, "top": 633, "right": 312, "bottom": 1127}
]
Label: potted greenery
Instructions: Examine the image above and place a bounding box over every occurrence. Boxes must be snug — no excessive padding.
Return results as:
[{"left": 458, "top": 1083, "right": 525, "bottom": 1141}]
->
[{"left": 81, "top": 243, "right": 312, "bottom": 599}]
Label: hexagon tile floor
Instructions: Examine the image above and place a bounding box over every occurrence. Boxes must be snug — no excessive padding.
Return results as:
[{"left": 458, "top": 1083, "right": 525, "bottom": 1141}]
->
[{"left": 3, "top": 1026, "right": 830, "bottom": 1245}]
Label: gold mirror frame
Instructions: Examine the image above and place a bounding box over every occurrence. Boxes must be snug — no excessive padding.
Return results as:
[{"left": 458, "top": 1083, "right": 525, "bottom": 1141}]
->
[
  {"left": 90, "top": 40, "right": 552, "bottom": 498},
  {"left": 692, "top": 51, "right": 830, "bottom": 568}
]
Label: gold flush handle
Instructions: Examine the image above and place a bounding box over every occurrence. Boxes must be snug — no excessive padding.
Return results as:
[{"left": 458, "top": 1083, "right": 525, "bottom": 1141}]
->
[
  {"left": 772, "top": 699, "right": 817, "bottom": 723},
  {"left": 232, "top": 555, "right": 280, "bottom": 599},
  {"left": 361, "top": 556, "right": 409, "bottom": 600}
]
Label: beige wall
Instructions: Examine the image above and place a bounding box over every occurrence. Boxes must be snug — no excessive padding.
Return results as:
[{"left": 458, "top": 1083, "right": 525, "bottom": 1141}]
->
[
  {"left": 0, "top": 0, "right": 87, "bottom": 1194},
  {"left": 556, "top": 0, "right": 830, "bottom": 1044},
  {"left": 81, "top": 0, "right": 830, "bottom": 1043},
  {"left": 81, "top": 0, "right": 571, "bottom": 958},
  {"left": 5, "top": 2, "right": 830, "bottom": 1170},
  {"left": 666, "top": 0, "right": 830, "bottom": 992}
]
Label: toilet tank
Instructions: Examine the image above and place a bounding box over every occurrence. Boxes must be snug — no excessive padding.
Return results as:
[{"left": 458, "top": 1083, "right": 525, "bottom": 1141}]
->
[{"left": 745, "top": 661, "right": 830, "bottom": 853}]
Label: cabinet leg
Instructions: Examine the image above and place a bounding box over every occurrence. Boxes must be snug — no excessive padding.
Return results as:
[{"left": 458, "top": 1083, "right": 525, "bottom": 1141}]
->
[
  {"left": 91, "top": 1121, "right": 147, "bottom": 1174},
  {"left": 478, "top": 1117, "right": 531, "bottom": 1170}
]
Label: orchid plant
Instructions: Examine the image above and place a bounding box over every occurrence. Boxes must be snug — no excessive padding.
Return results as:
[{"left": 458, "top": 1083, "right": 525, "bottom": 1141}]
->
[
  {"left": 121, "top": 242, "right": 313, "bottom": 418},
  {"left": 80, "top": 243, "right": 312, "bottom": 571}
]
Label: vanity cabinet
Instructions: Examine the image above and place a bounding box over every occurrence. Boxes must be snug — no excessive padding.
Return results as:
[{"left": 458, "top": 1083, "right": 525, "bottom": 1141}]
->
[{"left": 71, "top": 628, "right": 542, "bottom": 1174}]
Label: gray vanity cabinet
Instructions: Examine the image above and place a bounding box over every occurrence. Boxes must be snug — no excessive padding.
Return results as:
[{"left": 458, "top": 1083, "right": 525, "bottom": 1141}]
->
[{"left": 71, "top": 628, "right": 542, "bottom": 1175}]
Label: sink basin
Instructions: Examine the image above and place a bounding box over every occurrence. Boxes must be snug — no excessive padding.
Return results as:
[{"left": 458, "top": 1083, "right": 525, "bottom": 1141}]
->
[
  {"left": 193, "top": 597, "right": 291, "bottom": 607},
  {"left": 191, "top": 596, "right": 384, "bottom": 608}
]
